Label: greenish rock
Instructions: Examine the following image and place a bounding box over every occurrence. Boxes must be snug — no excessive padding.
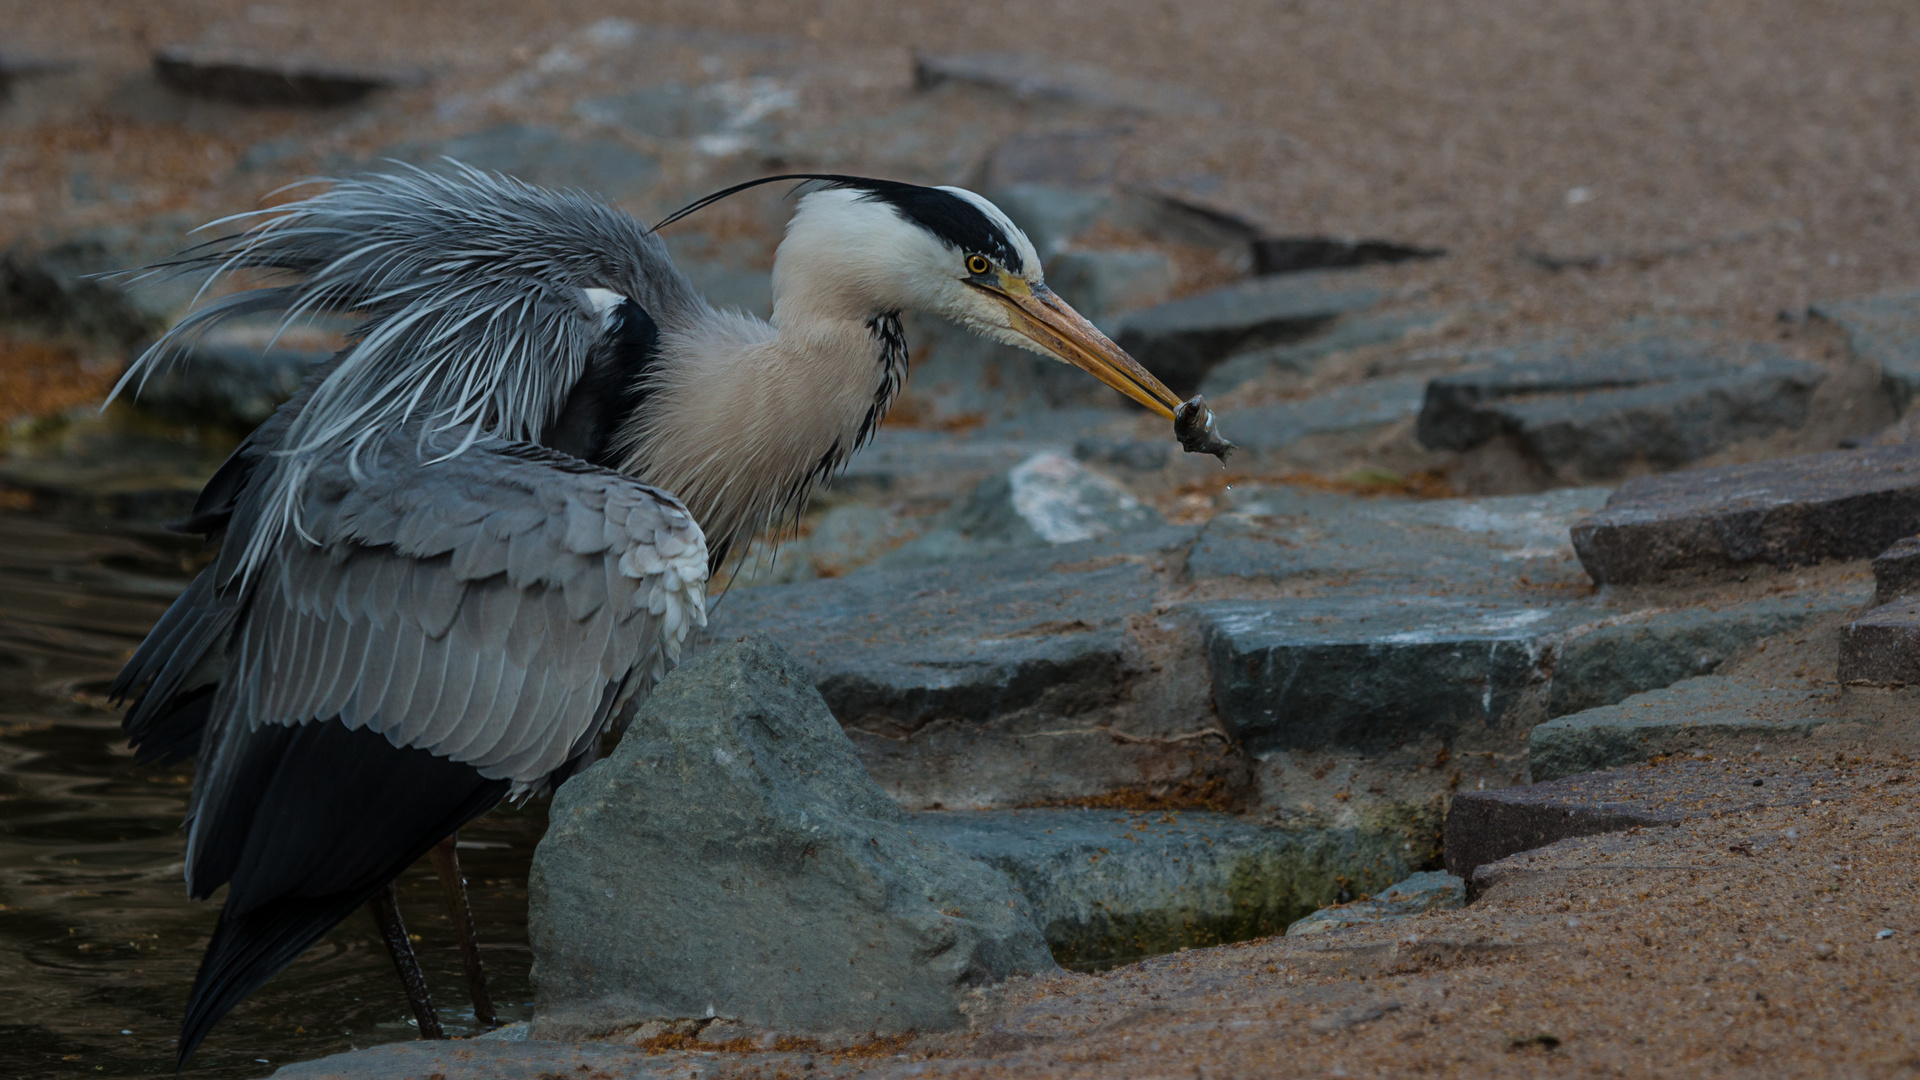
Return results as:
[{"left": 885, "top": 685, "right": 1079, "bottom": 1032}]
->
[
  {"left": 1812, "top": 292, "right": 1920, "bottom": 413},
  {"left": 909, "top": 808, "right": 1418, "bottom": 969},
  {"left": 1548, "top": 587, "right": 1870, "bottom": 716},
  {"left": 1528, "top": 676, "right": 1833, "bottom": 781},
  {"left": 1284, "top": 870, "right": 1464, "bottom": 937},
  {"left": 388, "top": 124, "right": 661, "bottom": 199},
  {"left": 1215, "top": 376, "right": 1428, "bottom": 454},
  {"left": 528, "top": 636, "right": 1057, "bottom": 1039}
]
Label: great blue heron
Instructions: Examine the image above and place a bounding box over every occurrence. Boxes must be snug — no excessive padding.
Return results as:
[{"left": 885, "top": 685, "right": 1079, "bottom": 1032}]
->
[{"left": 109, "top": 165, "right": 1230, "bottom": 1066}]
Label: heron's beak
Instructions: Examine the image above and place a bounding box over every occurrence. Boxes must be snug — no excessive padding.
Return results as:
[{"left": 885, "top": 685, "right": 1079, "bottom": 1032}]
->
[{"left": 976, "top": 279, "right": 1183, "bottom": 421}]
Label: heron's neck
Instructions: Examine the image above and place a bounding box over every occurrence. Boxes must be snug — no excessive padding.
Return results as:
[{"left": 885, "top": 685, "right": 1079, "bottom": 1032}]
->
[{"left": 616, "top": 299, "right": 905, "bottom": 564}]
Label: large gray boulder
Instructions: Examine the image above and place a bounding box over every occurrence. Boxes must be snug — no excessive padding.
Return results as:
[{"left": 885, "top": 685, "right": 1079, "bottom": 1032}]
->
[{"left": 527, "top": 636, "right": 1058, "bottom": 1040}]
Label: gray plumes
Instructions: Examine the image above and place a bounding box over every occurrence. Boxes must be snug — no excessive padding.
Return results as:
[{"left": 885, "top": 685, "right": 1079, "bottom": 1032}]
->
[{"left": 112, "top": 163, "right": 705, "bottom": 586}]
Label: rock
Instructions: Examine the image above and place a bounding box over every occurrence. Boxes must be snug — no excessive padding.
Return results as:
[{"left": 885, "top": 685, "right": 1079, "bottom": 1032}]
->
[
  {"left": 0, "top": 51, "right": 74, "bottom": 96},
  {"left": 1213, "top": 376, "right": 1429, "bottom": 455},
  {"left": 1045, "top": 249, "right": 1172, "bottom": 325},
  {"left": 1839, "top": 598, "right": 1920, "bottom": 686},
  {"left": 964, "top": 452, "right": 1163, "bottom": 545},
  {"left": 1812, "top": 292, "right": 1920, "bottom": 414},
  {"left": 913, "top": 808, "right": 1417, "bottom": 968},
  {"left": 1188, "top": 485, "right": 1608, "bottom": 589},
  {"left": 528, "top": 636, "right": 1057, "bottom": 1039},
  {"left": 1871, "top": 536, "right": 1920, "bottom": 605},
  {"left": 1201, "top": 594, "right": 1570, "bottom": 754},
  {"left": 984, "top": 183, "right": 1257, "bottom": 262},
  {"left": 912, "top": 51, "right": 1223, "bottom": 117},
  {"left": 1251, "top": 237, "right": 1445, "bottom": 277},
  {"left": 1569, "top": 443, "right": 1920, "bottom": 585},
  {"left": 979, "top": 128, "right": 1133, "bottom": 191},
  {"left": 1284, "top": 870, "right": 1465, "bottom": 937},
  {"left": 696, "top": 526, "right": 1219, "bottom": 809},
  {"left": 1548, "top": 587, "right": 1869, "bottom": 717},
  {"left": 573, "top": 77, "right": 796, "bottom": 156},
  {"left": 671, "top": 258, "right": 772, "bottom": 320},
  {"left": 0, "top": 247, "right": 163, "bottom": 346},
  {"left": 726, "top": 503, "right": 921, "bottom": 589},
  {"left": 129, "top": 341, "right": 330, "bottom": 428},
  {"left": 881, "top": 452, "right": 1162, "bottom": 568},
  {"left": 391, "top": 125, "right": 660, "bottom": 200},
  {"left": 1444, "top": 757, "right": 1836, "bottom": 890},
  {"left": 1115, "top": 274, "right": 1381, "bottom": 395},
  {"left": 153, "top": 45, "right": 422, "bottom": 107},
  {"left": 1527, "top": 677, "right": 1835, "bottom": 781},
  {"left": 1416, "top": 338, "right": 1827, "bottom": 480},
  {"left": 1199, "top": 310, "right": 1448, "bottom": 397},
  {"left": 1073, "top": 436, "right": 1170, "bottom": 472}
]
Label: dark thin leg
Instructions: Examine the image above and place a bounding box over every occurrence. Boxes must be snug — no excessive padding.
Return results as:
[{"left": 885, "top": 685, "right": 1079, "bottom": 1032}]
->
[
  {"left": 429, "top": 833, "right": 499, "bottom": 1028},
  {"left": 366, "top": 881, "right": 444, "bottom": 1039}
]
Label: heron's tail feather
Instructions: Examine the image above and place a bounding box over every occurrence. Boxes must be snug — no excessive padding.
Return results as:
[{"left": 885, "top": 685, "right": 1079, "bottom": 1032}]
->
[
  {"left": 176, "top": 719, "right": 510, "bottom": 1066},
  {"left": 178, "top": 887, "right": 384, "bottom": 1069}
]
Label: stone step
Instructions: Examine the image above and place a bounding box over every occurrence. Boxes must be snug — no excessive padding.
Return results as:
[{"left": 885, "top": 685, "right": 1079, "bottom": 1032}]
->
[
  {"left": 1872, "top": 536, "right": 1920, "bottom": 605},
  {"left": 1200, "top": 595, "right": 1574, "bottom": 754},
  {"left": 908, "top": 807, "right": 1418, "bottom": 969},
  {"left": 1570, "top": 443, "right": 1920, "bottom": 585},
  {"left": 1812, "top": 291, "right": 1920, "bottom": 413},
  {"left": 1840, "top": 597, "right": 1920, "bottom": 685},
  {"left": 1548, "top": 587, "right": 1868, "bottom": 717},
  {"left": 1443, "top": 757, "right": 1839, "bottom": 891},
  {"left": 1528, "top": 676, "right": 1838, "bottom": 781},
  {"left": 1417, "top": 338, "right": 1825, "bottom": 484},
  {"left": 697, "top": 526, "right": 1217, "bottom": 809}
]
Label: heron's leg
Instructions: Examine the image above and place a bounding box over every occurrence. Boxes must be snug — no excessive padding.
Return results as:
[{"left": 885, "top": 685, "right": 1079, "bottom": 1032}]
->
[
  {"left": 428, "top": 834, "right": 499, "bottom": 1028},
  {"left": 366, "top": 882, "right": 445, "bottom": 1039}
]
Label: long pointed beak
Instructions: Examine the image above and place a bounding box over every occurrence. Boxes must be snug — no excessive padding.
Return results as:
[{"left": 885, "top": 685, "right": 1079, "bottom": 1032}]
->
[{"left": 982, "top": 282, "right": 1184, "bottom": 421}]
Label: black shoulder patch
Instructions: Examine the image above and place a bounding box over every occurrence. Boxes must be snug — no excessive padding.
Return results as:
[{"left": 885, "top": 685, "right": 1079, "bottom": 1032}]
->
[{"left": 541, "top": 298, "right": 660, "bottom": 467}]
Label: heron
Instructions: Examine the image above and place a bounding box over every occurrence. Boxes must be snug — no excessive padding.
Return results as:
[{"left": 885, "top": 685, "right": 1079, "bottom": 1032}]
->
[{"left": 108, "top": 164, "right": 1232, "bottom": 1066}]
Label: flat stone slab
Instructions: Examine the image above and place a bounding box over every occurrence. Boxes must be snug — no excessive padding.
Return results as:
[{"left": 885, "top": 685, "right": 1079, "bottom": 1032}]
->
[
  {"left": 1189, "top": 485, "right": 1607, "bottom": 587},
  {"left": 697, "top": 526, "right": 1212, "bottom": 808},
  {"left": 1548, "top": 587, "right": 1868, "bottom": 716},
  {"left": 1812, "top": 291, "right": 1920, "bottom": 413},
  {"left": 1570, "top": 443, "right": 1920, "bottom": 584},
  {"left": 1284, "top": 870, "right": 1464, "bottom": 937},
  {"left": 382, "top": 124, "right": 661, "bottom": 200},
  {"left": 1529, "top": 676, "right": 1836, "bottom": 781},
  {"left": 1417, "top": 338, "right": 1825, "bottom": 479},
  {"left": 1200, "top": 309, "right": 1447, "bottom": 396},
  {"left": 154, "top": 45, "right": 421, "bottom": 107},
  {"left": 1216, "top": 376, "right": 1429, "bottom": 455},
  {"left": 913, "top": 50, "right": 1224, "bottom": 116},
  {"left": 1444, "top": 756, "right": 1837, "bottom": 888},
  {"left": 1201, "top": 594, "right": 1574, "bottom": 754},
  {"left": 1872, "top": 535, "right": 1920, "bottom": 605},
  {"left": 1115, "top": 273, "right": 1380, "bottom": 394},
  {"left": 910, "top": 808, "right": 1416, "bottom": 969},
  {"left": 1840, "top": 597, "right": 1920, "bottom": 685}
]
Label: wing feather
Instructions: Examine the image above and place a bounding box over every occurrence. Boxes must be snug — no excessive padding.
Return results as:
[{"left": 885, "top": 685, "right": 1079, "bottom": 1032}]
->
[{"left": 206, "top": 428, "right": 706, "bottom": 791}]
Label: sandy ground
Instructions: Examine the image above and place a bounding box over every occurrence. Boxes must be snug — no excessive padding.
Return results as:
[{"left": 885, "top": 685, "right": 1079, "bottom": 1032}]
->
[{"left": 2, "top": 0, "right": 1917, "bottom": 343}]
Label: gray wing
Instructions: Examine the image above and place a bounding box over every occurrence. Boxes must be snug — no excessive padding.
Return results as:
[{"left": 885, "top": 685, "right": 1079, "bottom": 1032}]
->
[{"left": 201, "top": 430, "right": 709, "bottom": 796}]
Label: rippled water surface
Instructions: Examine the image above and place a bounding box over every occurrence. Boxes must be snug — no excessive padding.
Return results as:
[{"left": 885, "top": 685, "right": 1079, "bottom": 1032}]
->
[{"left": 0, "top": 513, "right": 547, "bottom": 1080}]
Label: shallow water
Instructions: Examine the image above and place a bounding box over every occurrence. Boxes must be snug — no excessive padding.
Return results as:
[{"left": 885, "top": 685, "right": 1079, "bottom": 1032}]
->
[{"left": 0, "top": 513, "right": 547, "bottom": 1080}]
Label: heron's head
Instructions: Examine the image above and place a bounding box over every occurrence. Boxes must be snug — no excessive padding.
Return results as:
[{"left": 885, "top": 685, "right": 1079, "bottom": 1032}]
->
[{"left": 770, "top": 179, "right": 1186, "bottom": 421}]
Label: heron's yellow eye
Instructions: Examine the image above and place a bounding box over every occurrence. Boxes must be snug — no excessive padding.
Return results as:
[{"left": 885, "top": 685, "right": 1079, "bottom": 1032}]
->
[{"left": 966, "top": 254, "right": 992, "bottom": 276}]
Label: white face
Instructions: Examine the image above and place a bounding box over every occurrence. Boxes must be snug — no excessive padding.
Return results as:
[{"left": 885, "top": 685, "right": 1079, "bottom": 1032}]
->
[
  {"left": 773, "top": 186, "right": 1042, "bottom": 340},
  {"left": 771, "top": 182, "right": 1185, "bottom": 423}
]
